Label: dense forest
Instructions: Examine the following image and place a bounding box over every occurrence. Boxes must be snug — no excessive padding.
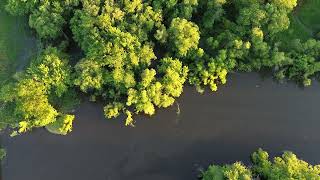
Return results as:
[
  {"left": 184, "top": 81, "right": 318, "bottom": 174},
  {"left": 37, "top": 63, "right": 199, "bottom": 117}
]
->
[
  {"left": 0, "top": 0, "right": 320, "bottom": 135},
  {"left": 201, "top": 149, "right": 320, "bottom": 180}
]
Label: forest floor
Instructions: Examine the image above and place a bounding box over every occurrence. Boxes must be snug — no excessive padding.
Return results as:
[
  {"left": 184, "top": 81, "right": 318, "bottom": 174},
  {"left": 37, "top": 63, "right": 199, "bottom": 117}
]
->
[{"left": 277, "top": 0, "right": 320, "bottom": 45}]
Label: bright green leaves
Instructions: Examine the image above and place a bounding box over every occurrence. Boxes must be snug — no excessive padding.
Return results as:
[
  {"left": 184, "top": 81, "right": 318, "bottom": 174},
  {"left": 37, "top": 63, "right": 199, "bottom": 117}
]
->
[
  {"left": 223, "top": 163, "right": 252, "bottom": 180},
  {"left": 104, "top": 102, "right": 124, "bottom": 119},
  {"left": 141, "top": 69, "right": 157, "bottom": 88},
  {"left": 252, "top": 149, "right": 320, "bottom": 180},
  {"left": 201, "top": 149, "right": 320, "bottom": 180},
  {"left": 187, "top": 50, "right": 230, "bottom": 92},
  {"left": 70, "top": 1, "right": 189, "bottom": 124},
  {"left": 168, "top": 18, "right": 200, "bottom": 57},
  {"left": 123, "top": 0, "right": 143, "bottom": 13},
  {"left": 202, "top": 162, "right": 252, "bottom": 180},
  {"left": 9, "top": 79, "right": 59, "bottom": 133},
  {"left": 6, "top": 0, "right": 79, "bottom": 39},
  {"left": 270, "top": 0, "right": 298, "bottom": 11},
  {"left": 46, "top": 114, "right": 75, "bottom": 135},
  {"left": 124, "top": 110, "right": 134, "bottom": 127},
  {"left": 0, "top": 47, "right": 74, "bottom": 134},
  {"left": 3, "top": 0, "right": 320, "bottom": 131},
  {"left": 158, "top": 57, "right": 189, "bottom": 97},
  {"left": 127, "top": 88, "right": 157, "bottom": 115},
  {"left": 103, "top": 58, "right": 188, "bottom": 125},
  {"left": 148, "top": 0, "right": 198, "bottom": 21},
  {"left": 27, "top": 47, "right": 72, "bottom": 96},
  {"left": 74, "top": 59, "right": 104, "bottom": 92},
  {"left": 126, "top": 58, "right": 188, "bottom": 116}
]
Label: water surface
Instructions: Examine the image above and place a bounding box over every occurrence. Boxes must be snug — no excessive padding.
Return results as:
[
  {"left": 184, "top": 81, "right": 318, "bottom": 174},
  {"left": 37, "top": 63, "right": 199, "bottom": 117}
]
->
[{"left": 2, "top": 73, "right": 320, "bottom": 180}]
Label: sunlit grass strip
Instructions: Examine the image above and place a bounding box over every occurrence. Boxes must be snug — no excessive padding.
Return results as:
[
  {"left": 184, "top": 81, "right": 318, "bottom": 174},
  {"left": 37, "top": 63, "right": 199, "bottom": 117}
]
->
[{"left": 277, "top": 0, "right": 320, "bottom": 44}]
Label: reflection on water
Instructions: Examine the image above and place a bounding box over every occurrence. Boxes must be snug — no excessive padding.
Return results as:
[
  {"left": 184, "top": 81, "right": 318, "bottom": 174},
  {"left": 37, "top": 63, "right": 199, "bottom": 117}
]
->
[
  {"left": 2, "top": 73, "right": 320, "bottom": 180},
  {"left": 175, "top": 102, "right": 181, "bottom": 125}
]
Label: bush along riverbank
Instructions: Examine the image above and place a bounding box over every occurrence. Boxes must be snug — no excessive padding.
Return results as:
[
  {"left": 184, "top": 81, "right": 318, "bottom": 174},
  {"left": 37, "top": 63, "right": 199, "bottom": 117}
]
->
[
  {"left": 1, "top": 0, "right": 320, "bottom": 135},
  {"left": 201, "top": 149, "right": 320, "bottom": 180}
]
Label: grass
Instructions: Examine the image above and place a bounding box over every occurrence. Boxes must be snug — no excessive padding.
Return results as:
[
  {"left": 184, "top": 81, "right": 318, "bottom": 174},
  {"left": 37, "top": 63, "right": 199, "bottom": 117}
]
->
[
  {"left": 0, "top": 1, "right": 35, "bottom": 85},
  {"left": 296, "top": 0, "right": 320, "bottom": 34},
  {"left": 276, "top": 0, "right": 320, "bottom": 45},
  {"left": 0, "top": 148, "right": 6, "bottom": 161}
]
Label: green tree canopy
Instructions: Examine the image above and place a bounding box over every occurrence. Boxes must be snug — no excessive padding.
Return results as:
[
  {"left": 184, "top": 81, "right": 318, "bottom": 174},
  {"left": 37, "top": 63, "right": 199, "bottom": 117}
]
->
[
  {"left": 201, "top": 149, "right": 320, "bottom": 180},
  {"left": 0, "top": 47, "right": 73, "bottom": 134},
  {"left": 6, "top": 0, "right": 79, "bottom": 38},
  {"left": 3, "top": 0, "right": 320, "bottom": 132}
]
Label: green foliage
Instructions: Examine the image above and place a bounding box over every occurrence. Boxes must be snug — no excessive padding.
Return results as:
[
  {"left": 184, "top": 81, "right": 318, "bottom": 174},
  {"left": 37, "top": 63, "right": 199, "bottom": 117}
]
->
[
  {"left": 202, "top": 162, "right": 252, "bottom": 180},
  {"left": 104, "top": 102, "right": 124, "bottom": 119},
  {"left": 147, "top": 0, "right": 198, "bottom": 21},
  {"left": 186, "top": 49, "right": 230, "bottom": 92},
  {"left": 0, "top": 0, "right": 37, "bottom": 85},
  {"left": 3, "top": 0, "right": 320, "bottom": 130},
  {"left": 274, "top": 39, "right": 320, "bottom": 86},
  {"left": 5, "top": 0, "right": 79, "bottom": 38},
  {"left": 0, "top": 47, "right": 73, "bottom": 134},
  {"left": 201, "top": 149, "right": 320, "bottom": 180},
  {"left": 1, "top": 79, "right": 59, "bottom": 133},
  {"left": 49, "top": 89, "right": 81, "bottom": 113},
  {"left": 168, "top": 17, "right": 200, "bottom": 57},
  {"left": 126, "top": 58, "right": 188, "bottom": 116},
  {"left": 27, "top": 47, "right": 72, "bottom": 96},
  {"left": 252, "top": 149, "right": 320, "bottom": 180},
  {"left": 0, "top": 148, "right": 6, "bottom": 161},
  {"left": 46, "top": 114, "right": 75, "bottom": 135},
  {"left": 70, "top": 1, "right": 188, "bottom": 124}
]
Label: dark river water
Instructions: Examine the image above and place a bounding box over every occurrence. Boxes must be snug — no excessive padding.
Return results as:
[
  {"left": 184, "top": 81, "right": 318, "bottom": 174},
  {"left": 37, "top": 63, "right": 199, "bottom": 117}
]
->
[{"left": 2, "top": 73, "right": 320, "bottom": 180}]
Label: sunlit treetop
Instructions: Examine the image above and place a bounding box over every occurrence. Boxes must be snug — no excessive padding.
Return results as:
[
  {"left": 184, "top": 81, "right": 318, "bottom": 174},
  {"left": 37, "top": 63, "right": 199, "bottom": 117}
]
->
[
  {"left": 2, "top": 0, "right": 320, "bottom": 133},
  {"left": 6, "top": 0, "right": 80, "bottom": 38}
]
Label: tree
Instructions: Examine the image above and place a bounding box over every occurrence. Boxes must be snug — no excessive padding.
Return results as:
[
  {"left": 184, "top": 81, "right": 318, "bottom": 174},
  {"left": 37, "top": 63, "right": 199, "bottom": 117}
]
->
[
  {"left": 252, "top": 149, "right": 320, "bottom": 180},
  {"left": 5, "top": 78, "right": 59, "bottom": 133},
  {"left": 6, "top": 0, "right": 79, "bottom": 39},
  {"left": 125, "top": 58, "right": 188, "bottom": 118},
  {"left": 0, "top": 47, "right": 73, "bottom": 134},
  {"left": 147, "top": 0, "right": 198, "bottom": 22},
  {"left": 4, "top": 0, "right": 320, "bottom": 131},
  {"left": 70, "top": 1, "right": 190, "bottom": 124},
  {"left": 168, "top": 17, "right": 200, "bottom": 57},
  {"left": 46, "top": 114, "right": 75, "bottom": 135},
  {"left": 275, "top": 39, "right": 320, "bottom": 86},
  {"left": 27, "top": 47, "right": 72, "bottom": 96},
  {"left": 202, "top": 162, "right": 252, "bottom": 180},
  {"left": 201, "top": 149, "right": 320, "bottom": 180}
]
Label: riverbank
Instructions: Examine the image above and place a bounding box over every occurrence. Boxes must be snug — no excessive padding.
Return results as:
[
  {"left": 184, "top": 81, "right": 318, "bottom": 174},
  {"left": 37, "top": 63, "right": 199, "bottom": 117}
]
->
[{"left": 2, "top": 72, "right": 320, "bottom": 180}]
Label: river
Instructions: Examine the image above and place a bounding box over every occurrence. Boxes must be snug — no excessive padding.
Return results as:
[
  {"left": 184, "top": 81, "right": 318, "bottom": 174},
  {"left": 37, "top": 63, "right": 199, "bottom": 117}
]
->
[{"left": 2, "top": 72, "right": 320, "bottom": 180}]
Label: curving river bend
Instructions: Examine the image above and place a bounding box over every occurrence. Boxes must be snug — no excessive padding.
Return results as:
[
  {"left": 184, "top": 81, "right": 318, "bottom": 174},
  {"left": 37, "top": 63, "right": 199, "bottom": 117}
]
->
[{"left": 2, "top": 73, "right": 320, "bottom": 180}]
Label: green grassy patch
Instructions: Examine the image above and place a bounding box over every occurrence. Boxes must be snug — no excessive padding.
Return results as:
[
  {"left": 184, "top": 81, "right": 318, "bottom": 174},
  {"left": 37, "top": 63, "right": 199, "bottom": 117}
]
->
[
  {"left": 277, "top": 0, "right": 320, "bottom": 45},
  {"left": 0, "top": 1, "right": 36, "bottom": 85},
  {"left": 296, "top": 0, "right": 320, "bottom": 34}
]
